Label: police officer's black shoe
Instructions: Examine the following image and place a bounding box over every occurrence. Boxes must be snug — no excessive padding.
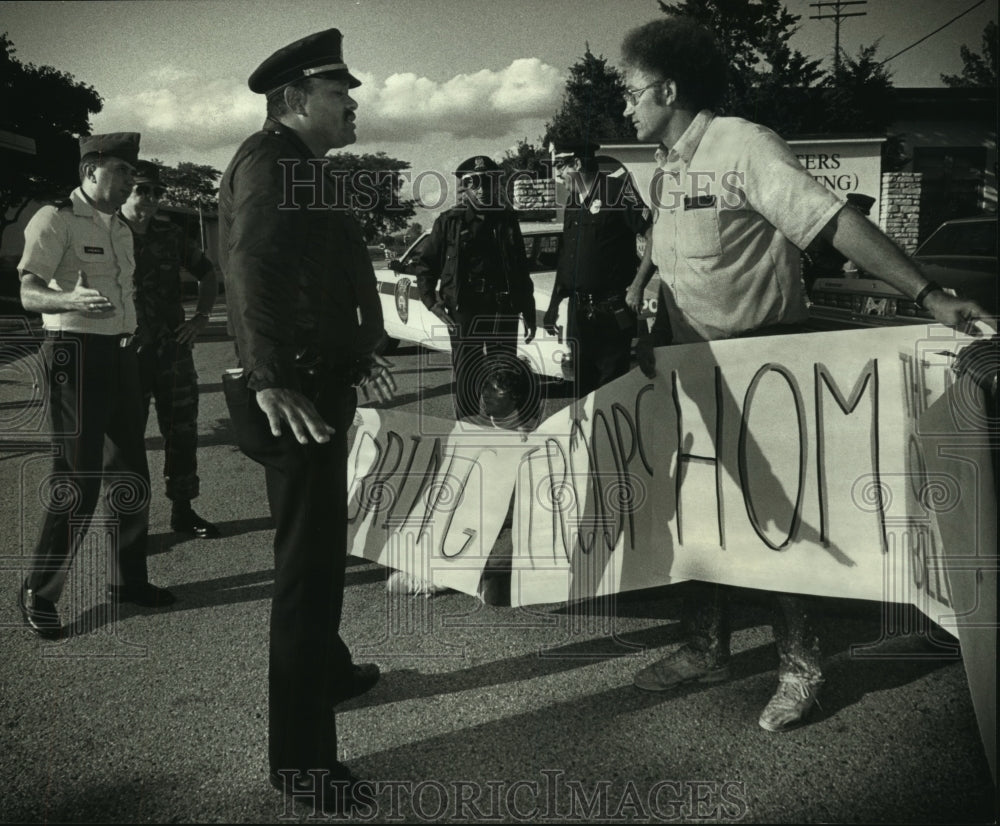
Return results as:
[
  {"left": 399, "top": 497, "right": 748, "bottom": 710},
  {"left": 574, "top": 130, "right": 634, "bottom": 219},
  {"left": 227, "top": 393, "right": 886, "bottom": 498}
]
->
[
  {"left": 331, "top": 663, "right": 381, "bottom": 705},
  {"left": 269, "top": 766, "right": 365, "bottom": 817},
  {"left": 106, "top": 582, "right": 177, "bottom": 608},
  {"left": 19, "top": 581, "right": 62, "bottom": 640},
  {"left": 170, "top": 504, "right": 221, "bottom": 539}
]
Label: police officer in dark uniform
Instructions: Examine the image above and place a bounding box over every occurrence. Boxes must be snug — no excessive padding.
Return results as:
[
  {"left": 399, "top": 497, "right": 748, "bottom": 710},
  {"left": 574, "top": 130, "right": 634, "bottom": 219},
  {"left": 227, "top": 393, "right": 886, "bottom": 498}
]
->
[
  {"left": 120, "top": 161, "right": 220, "bottom": 539},
  {"left": 543, "top": 142, "right": 650, "bottom": 397},
  {"left": 414, "top": 156, "right": 537, "bottom": 421},
  {"left": 218, "top": 28, "right": 396, "bottom": 813}
]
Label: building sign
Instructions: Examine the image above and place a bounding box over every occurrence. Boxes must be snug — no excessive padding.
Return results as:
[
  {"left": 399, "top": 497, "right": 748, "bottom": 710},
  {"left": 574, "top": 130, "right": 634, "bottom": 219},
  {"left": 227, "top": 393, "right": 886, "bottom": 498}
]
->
[{"left": 789, "top": 137, "right": 885, "bottom": 224}]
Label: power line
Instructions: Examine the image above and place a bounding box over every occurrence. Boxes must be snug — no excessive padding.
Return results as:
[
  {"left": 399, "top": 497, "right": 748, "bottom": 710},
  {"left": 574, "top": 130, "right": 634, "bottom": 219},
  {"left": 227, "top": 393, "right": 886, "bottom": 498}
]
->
[{"left": 878, "top": 0, "right": 988, "bottom": 66}]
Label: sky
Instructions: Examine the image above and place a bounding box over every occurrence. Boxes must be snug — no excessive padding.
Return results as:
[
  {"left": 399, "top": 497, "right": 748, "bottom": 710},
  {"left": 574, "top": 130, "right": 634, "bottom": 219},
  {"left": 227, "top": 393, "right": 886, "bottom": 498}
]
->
[{"left": 3, "top": 0, "right": 997, "bottom": 222}]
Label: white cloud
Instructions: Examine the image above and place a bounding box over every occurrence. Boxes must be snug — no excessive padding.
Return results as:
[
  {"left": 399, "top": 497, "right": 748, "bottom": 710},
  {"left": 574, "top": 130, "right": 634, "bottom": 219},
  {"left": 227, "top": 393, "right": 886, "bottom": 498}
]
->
[
  {"left": 91, "top": 59, "right": 563, "bottom": 175},
  {"left": 355, "top": 58, "right": 563, "bottom": 141}
]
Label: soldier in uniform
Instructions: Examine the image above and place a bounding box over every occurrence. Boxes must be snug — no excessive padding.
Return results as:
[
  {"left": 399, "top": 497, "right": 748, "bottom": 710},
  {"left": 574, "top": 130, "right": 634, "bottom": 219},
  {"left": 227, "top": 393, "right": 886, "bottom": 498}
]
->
[
  {"left": 18, "top": 133, "right": 176, "bottom": 640},
  {"left": 219, "top": 28, "right": 396, "bottom": 813},
  {"left": 414, "top": 156, "right": 537, "bottom": 421},
  {"left": 119, "top": 161, "right": 220, "bottom": 539},
  {"left": 543, "top": 142, "right": 650, "bottom": 397}
]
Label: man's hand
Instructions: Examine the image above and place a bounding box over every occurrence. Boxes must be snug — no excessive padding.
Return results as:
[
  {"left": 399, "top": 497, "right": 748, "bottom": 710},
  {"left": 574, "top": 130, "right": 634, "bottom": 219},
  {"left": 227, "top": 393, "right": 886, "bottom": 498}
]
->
[
  {"left": 256, "top": 387, "right": 336, "bottom": 445},
  {"left": 430, "top": 301, "right": 457, "bottom": 334},
  {"left": 924, "top": 291, "right": 994, "bottom": 337},
  {"left": 174, "top": 313, "right": 210, "bottom": 347},
  {"left": 356, "top": 353, "right": 398, "bottom": 404},
  {"left": 523, "top": 313, "right": 537, "bottom": 344},
  {"left": 68, "top": 270, "right": 114, "bottom": 314},
  {"left": 625, "top": 282, "right": 644, "bottom": 313}
]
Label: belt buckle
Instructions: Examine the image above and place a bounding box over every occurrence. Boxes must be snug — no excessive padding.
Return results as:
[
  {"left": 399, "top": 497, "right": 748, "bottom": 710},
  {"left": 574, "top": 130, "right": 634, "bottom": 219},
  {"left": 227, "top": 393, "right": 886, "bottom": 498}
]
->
[{"left": 119, "top": 334, "right": 134, "bottom": 348}]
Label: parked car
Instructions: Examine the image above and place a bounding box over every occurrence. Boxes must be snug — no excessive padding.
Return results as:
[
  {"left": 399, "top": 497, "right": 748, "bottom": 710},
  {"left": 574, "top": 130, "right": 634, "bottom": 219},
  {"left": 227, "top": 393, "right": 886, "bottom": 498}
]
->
[
  {"left": 373, "top": 221, "right": 659, "bottom": 380},
  {"left": 808, "top": 215, "right": 997, "bottom": 329}
]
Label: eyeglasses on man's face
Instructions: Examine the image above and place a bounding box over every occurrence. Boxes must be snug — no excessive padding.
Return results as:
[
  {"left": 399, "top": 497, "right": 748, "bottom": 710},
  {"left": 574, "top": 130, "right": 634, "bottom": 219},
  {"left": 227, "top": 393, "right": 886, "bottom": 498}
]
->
[
  {"left": 623, "top": 80, "right": 662, "bottom": 107},
  {"left": 134, "top": 185, "right": 166, "bottom": 199}
]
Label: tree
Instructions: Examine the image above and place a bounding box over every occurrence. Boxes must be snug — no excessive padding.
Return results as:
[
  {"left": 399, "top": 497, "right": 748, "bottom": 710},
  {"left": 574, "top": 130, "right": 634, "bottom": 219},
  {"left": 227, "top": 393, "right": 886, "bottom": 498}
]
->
[
  {"left": 658, "top": 0, "right": 825, "bottom": 135},
  {"left": 941, "top": 21, "right": 998, "bottom": 87},
  {"left": 544, "top": 46, "right": 636, "bottom": 147},
  {"left": 147, "top": 159, "right": 221, "bottom": 211},
  {"left": 326, "top": 151, "right": 416, "bottom": 242},
  {"left": 500, "top": 138, "right": 550, "bottom": 179},
  {"left": 0, "top": 32, "right": 103, "bottom": 248}
]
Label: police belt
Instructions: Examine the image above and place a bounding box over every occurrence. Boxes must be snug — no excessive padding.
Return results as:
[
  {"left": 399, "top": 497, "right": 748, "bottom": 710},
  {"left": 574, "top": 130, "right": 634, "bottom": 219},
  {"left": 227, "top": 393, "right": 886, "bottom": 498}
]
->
[
  {"left": 465, "top": 277, "right": 509, "bottom": 297},
  {"left": 571, "top": 290, "right": 627, "bottom": 310}
]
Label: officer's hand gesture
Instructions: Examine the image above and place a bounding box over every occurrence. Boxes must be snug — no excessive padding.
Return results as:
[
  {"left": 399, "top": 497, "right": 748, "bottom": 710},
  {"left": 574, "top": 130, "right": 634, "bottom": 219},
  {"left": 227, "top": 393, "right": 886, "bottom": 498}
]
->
[
  {"left": 256, "top": 387, "right": 336, "bottom": 445},
  {"left": 431, "top": 301, "right": 457, "bottom": 334},
  {"left": 175, "top": 313, "right": 210, "bottom": 347},
  {"left": 69, "top": 270, "right": 114, "bottom": 314},
  {"left": 523, "top": 314, "right": 537, "bottom": 344},
  {"left": 356, "top": 353, "right": 398, "bottom": 404}
]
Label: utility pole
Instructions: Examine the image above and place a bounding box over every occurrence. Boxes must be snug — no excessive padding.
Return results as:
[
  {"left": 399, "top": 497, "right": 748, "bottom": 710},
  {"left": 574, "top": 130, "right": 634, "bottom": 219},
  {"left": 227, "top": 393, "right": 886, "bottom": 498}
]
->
[{"left": 809, "top": 0, "right": 868, "bottom": 74}]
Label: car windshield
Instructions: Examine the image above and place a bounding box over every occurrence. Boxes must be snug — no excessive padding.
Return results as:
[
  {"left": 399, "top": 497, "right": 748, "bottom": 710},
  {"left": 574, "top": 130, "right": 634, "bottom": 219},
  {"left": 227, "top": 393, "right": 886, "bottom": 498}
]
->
[{"left": 916, "top": 220, "right": 997, "bottom": 257}]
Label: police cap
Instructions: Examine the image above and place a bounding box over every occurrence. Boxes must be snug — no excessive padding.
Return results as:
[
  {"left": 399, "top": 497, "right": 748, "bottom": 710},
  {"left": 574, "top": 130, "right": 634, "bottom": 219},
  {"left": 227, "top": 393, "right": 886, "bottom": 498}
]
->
[
  {"left": 78, "top": 133, "right": 141, "bottom": 166},
  {"left": 454, "top": 155, "right": 501, "bottom": 177},
  {"left": 132, "top": 160, "right": 163, "bottom": 186},
  {"left": 552, "top": 142, "right": 600, "bottom": 163},
  {"left": 249, "top": 28, "right": 361, "bottom": 95},
  {"left": 845, "top": 193, "right": 875, "bottom": 215}
]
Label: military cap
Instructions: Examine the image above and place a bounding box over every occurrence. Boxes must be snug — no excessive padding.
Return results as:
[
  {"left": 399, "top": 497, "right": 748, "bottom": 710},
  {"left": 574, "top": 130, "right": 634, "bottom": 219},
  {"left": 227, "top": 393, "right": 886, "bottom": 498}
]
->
[
  {"left": 132, "top": 160, "right": 163, "bottom": 186},
  {"left": 454, "top": 155, "right": 501, "bottom": 177},
  {"left": 78, "top": 133, "right": 141, "bottom": 166},
  {"left": 552, "top": 142, "right": 600, "bottom": 162},
  {"left": 249, "top": 28, "right": 361, "bottom": 95}
]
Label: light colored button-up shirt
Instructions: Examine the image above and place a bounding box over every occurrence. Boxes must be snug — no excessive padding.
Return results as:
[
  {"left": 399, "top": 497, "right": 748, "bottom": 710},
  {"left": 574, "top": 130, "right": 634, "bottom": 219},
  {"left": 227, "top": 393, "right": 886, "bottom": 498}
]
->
[
  {"left": 650, "top": 111, "right": 845, "bottom": 343},
  {"left": 18, "top": 187, "right": 137, "bottom": 335}
]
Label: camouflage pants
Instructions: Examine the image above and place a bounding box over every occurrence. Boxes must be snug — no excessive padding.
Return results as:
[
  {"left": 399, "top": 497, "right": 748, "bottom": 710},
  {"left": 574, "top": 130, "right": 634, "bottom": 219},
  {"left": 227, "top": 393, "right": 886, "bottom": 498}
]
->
[
  {"left": 682, "top": 582, "right": 823, "bottom": 682},
  {"left": 137, "top": 337, "right": 200, "bottom": 502}
]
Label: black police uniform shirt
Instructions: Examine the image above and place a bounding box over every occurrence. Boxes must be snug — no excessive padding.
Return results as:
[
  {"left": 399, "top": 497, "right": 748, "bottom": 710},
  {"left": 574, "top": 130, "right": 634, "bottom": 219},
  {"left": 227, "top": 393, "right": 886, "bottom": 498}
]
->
[
  {"left": 218, "top": 119, "right": 385, "bottom": 392},
  {"left": 415, "top": 203, "right": 534, "bottom": 316},
  {"left": 555, "top": 174, "right": 649, "bottom": 298}
]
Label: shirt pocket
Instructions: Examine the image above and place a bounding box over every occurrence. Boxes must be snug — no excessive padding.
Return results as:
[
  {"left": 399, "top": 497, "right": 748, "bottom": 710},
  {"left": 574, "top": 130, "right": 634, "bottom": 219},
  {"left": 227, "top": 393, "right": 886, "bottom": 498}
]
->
[
  {"left": 75, "top": 242, "right": 113, "bottom": 267},
  {"left": 677, "top": 204, "right": 722, "bottom": 260}
]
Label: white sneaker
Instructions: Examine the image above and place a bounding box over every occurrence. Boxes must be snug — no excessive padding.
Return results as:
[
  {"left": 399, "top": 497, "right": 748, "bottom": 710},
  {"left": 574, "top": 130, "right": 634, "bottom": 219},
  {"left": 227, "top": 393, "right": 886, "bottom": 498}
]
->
[{"left": 386, "top": 570, "right": 448, "bottom": 597}]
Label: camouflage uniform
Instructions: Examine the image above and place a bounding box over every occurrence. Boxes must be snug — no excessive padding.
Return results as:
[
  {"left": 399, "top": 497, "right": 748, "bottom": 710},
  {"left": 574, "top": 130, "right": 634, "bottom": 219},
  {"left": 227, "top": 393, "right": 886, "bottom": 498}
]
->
[{"left": 130, "top": 214, "right": 215, "bottom": 502}]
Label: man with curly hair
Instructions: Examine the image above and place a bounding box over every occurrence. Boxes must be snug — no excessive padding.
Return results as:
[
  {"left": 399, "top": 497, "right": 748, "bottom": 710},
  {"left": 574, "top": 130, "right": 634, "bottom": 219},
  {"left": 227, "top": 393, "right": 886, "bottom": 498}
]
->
[{"left": 620, "top": 16, "right": 989, "bottom": 732}]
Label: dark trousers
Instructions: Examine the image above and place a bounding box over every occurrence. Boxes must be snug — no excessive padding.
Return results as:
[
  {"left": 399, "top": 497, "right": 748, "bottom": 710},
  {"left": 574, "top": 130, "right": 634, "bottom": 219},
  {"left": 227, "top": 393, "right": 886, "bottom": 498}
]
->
[
  {"left": 137, "top": 337, "right": 200, "bottom": 502},
  {"left": 447, "top": 298, "right": 520, "bottom": 420},
  {"left": 682, "top": 582, "right": 822, "bottom": 680},
  {"left": 566, "top": 296, "right": 635, "bottom": 397},
  {"left": 250, "top": 381, "right": 357, "bottom": 775},
  {"left": 27, "top": 333, "right": 151, "bottom": 603}
]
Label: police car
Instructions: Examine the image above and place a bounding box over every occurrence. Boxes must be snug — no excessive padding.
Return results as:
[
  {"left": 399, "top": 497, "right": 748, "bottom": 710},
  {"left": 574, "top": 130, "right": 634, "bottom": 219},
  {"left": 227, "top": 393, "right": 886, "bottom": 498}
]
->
[{"left": 373, "top": 222, "right": 570, "bottom": 379}]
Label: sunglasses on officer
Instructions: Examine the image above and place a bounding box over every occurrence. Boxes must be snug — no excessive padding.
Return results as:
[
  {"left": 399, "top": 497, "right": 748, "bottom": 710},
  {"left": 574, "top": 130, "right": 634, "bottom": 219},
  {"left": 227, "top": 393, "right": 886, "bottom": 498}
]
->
[{"left": 134, "top": 184, "right": 166, "bottom": 199}]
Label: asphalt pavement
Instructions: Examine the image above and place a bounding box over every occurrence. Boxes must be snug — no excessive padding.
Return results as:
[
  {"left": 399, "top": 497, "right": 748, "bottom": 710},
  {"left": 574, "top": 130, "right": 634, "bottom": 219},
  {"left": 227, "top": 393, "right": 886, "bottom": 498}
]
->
[{"left": 0, "top": 307, "right": 995, "bottom": 824}]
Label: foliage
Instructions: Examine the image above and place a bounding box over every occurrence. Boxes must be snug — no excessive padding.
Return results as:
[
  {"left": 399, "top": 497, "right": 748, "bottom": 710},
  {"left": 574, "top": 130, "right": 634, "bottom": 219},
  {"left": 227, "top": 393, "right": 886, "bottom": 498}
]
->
[
  {"left": 147, "top": 159, "right": 221, "bottom": 211},
  {"left": 0, "top": 32, "right": 103, "bottom": 248},
  {"left": 659, "top": 0, "right": 825, "bottom": 134},
  {"left": 326, "top": 151, "right": 416, "bottom": 242},
  {"left": 544, "top": 47, "right": 635, "bottom": 147},
  {"left": 941, "top": 21, "right": 998, "bottom": 87}
]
